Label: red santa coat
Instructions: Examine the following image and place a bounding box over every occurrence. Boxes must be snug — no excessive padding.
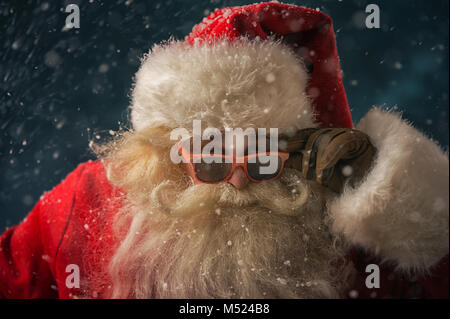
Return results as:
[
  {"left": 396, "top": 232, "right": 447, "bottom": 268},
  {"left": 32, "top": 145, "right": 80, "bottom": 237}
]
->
[{"left": 0, "top": 161, "right": 448, "bottom": 299}]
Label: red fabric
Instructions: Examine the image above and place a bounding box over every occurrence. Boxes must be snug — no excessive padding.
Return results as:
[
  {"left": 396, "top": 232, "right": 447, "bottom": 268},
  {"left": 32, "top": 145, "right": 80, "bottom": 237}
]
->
[
  {"left": 0, "top": 161, "right": 122, "bottom": 299},
  {"left": 0, "top": 161, "right": 448, "bottom": 299},
  {"left": 185, "top": 2, "right": 353, "bottom": 129}
]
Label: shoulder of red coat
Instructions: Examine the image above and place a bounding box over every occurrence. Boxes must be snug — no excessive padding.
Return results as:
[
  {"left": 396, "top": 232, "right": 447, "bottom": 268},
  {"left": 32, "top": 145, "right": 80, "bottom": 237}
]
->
[
  {"left": 70, "top": 160, "right": 123, "bottom": 210},
  {"left": 39, "top": 160, "right": 108, "bottom": 199},
  {"left": 38, "top": 160, "right": 123, "bottom": 229}
]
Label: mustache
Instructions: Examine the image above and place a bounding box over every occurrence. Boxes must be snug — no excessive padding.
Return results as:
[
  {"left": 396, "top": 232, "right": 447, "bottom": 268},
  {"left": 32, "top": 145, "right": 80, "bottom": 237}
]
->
[{"left": 150, "top": 168, "right": 312, "bottom": 217}]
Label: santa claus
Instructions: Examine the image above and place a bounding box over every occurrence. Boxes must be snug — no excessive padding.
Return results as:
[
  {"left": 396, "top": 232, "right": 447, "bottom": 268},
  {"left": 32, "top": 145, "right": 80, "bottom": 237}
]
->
[{"left": 0, "top": 3, "right": 448, "bottom": 299}]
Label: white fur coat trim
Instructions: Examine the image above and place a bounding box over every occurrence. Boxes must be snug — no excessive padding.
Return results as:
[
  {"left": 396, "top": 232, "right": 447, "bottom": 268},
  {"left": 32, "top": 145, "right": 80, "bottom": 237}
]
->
[{"left": 329, "top": 108, "right": 449, "bottom": 272}]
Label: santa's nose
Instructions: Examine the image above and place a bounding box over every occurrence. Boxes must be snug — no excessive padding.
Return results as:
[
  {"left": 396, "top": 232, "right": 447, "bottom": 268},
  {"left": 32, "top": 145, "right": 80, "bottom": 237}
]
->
[{"left": 228, "top": 166, "right": 249, "bottom": 189}]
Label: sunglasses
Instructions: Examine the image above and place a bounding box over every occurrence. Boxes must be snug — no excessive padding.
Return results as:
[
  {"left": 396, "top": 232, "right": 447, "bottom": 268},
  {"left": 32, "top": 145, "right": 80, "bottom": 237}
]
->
[{"left": 180, "top": 146, "right": 289, "bottom": 184}]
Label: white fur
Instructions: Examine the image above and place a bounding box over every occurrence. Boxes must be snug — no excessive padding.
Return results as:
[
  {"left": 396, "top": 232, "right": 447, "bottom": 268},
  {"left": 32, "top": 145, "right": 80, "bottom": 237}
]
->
[
  {"left": 131, "top": 40, "right": 316, "bottom": 134},
  {"left": 329, "top": 108, "right": 449, "bottom": 271}
]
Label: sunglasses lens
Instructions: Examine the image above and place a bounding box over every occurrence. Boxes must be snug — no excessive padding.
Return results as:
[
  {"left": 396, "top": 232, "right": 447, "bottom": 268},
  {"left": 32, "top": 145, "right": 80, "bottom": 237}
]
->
[
  {"left": 193, "top": 158, "right": 232, "bottom": 183},
  {"left": 247, "top": 155, "right": 283, "bottom": 181}
]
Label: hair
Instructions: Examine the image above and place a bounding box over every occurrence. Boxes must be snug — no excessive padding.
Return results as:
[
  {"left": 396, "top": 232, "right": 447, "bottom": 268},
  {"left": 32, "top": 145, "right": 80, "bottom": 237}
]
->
[{"left": 93, "top": 127, "right": 353, "bottom": 299}]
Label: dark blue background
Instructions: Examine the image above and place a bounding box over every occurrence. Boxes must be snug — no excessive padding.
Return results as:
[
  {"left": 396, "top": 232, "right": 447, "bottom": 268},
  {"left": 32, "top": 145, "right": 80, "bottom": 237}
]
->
[{"left": 0, "top": 0, "right": 448, "bottom": 230}]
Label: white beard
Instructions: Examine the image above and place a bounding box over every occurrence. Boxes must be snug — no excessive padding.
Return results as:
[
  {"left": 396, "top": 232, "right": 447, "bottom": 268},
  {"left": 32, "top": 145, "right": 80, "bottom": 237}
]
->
[{"left": 107, "top": 168, "right": 353, "bottom": 298}]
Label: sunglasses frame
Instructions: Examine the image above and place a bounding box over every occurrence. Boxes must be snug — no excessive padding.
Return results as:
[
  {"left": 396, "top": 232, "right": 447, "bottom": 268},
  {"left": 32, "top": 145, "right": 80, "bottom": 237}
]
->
[{"left": 180, "top": 146, "right": 289, "bottom": 184}]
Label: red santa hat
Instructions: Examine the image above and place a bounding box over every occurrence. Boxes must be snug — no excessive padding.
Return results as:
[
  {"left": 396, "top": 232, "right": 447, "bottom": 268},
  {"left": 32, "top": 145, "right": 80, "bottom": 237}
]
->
[{"left": 131, "top": 2, "right": 353, "bottom": 135}]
